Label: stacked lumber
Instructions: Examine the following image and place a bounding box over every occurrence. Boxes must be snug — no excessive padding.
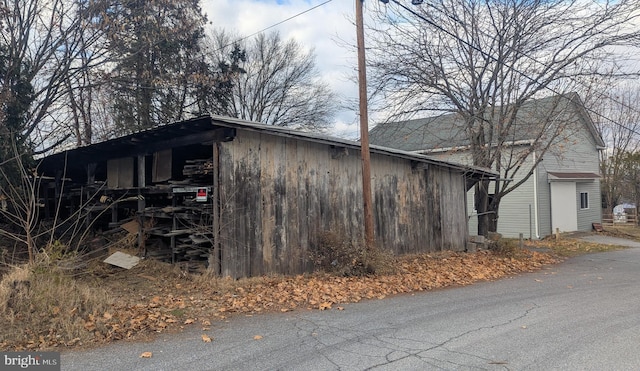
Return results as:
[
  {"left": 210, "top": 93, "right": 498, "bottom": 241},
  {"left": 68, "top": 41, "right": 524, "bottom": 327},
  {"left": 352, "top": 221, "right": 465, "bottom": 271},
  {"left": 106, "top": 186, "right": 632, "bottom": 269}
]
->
[
  {"left": 141, "top": 203, "right": 213, "bottom": 264},
  {"left": 182, "top": 158, "right": 213, "bottom": 180}
]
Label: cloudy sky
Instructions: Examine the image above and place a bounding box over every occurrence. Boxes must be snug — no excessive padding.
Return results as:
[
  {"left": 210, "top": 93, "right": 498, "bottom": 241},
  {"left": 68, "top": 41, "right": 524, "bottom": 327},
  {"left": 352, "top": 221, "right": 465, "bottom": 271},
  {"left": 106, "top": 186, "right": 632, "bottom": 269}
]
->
[{"left": 201, "top": 0, "right": 365, "bottom": 139}]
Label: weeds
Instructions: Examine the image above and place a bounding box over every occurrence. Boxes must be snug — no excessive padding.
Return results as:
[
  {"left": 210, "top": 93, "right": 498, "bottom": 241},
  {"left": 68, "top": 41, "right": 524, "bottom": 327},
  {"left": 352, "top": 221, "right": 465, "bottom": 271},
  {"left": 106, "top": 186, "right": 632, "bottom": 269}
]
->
[
  {"left": 491, "top": 239, "right": 524, "bottom": 258},
  {"left": 309, "top": 230, "right": 396, "bottom": 276},
  {"left": 0, "top": 253, "right": 112, "bottom": 350}
]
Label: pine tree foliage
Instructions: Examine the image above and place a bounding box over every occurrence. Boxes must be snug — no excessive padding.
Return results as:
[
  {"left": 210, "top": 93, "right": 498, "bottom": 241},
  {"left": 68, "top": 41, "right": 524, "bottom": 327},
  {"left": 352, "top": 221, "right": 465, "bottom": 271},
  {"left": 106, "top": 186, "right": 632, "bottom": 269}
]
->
[{"left": 100, "top": 0, "right": 208, "bottom": 133}]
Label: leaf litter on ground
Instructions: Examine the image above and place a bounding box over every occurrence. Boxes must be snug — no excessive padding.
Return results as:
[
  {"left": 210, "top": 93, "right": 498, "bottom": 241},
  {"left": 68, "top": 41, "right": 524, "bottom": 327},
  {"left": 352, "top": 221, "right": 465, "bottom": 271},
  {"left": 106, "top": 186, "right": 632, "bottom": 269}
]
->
[{"left": 0, "top": 245, "right": 571, "bottom": 351}]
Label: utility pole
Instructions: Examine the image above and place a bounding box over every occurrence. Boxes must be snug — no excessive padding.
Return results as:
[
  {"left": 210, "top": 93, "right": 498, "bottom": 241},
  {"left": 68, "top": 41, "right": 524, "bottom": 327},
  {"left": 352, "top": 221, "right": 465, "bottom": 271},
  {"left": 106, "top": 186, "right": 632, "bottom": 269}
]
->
[{"left": 355, "top": 0, "right": 375, "bottom": 246}]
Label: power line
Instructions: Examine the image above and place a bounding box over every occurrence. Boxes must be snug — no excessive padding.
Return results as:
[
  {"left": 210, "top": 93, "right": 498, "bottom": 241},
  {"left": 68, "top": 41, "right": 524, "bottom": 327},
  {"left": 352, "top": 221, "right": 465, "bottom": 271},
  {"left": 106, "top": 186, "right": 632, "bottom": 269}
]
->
[
  {"left": 422, "top": 0, "right": 640, "bottom": 127},
  {"left": 382, "top": 0, "right": 640, "bottom": 136},
  {"left": 209, "top": 0, "right": 334, "bottom": 53},
  {"left": 108, "top": 1, "right": 336, "bottom": 90}
]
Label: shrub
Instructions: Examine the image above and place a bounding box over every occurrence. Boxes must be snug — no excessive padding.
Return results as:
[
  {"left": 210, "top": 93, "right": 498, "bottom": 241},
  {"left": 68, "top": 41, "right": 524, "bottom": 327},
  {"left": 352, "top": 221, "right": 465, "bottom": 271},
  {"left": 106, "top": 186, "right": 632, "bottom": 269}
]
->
[
  {"left": 490, "top": 238, "right": 523, "bottom": 258},
  {"left": 310, "top": 230, "right": 396, "bottom": 276}
]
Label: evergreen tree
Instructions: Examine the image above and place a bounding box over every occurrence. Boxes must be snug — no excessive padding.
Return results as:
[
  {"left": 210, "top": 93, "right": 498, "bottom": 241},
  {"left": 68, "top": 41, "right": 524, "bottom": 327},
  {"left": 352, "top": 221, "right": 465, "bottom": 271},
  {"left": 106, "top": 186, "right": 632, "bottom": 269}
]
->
[
  {"left": 0, "top": 38, "right": 35, "bottom": 186},
  {"left": 103, "top": 0, "right": 207, "bottom": 133},
  {"left": 0, "top": 53, "right": 34, "bottom": 157}
]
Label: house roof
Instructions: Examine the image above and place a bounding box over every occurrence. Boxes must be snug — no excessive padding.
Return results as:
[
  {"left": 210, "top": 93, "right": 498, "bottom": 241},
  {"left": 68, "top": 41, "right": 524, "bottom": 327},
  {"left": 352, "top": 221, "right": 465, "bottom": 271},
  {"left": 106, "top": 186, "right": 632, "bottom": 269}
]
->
[
  {"left": 369, "top": 93, "right": 605, "bottom": 151},
  {"left": 38, "top": 115, "right": 498, "bottom": 183}
]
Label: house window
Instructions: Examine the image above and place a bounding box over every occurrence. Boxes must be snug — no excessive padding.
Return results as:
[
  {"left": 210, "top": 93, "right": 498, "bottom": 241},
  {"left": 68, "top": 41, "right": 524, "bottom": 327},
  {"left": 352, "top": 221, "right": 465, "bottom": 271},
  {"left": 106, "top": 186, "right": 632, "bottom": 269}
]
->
[{"left": 580, "top": 192, "right": 589, "bottom": 210}]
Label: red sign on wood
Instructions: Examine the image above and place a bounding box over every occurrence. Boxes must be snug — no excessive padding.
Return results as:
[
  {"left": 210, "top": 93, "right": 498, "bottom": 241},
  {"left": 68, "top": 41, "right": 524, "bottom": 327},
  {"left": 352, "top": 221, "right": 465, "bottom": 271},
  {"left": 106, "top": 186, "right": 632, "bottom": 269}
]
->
[{"left": 196, "top": 188, "right": 208, "bottom": 202}]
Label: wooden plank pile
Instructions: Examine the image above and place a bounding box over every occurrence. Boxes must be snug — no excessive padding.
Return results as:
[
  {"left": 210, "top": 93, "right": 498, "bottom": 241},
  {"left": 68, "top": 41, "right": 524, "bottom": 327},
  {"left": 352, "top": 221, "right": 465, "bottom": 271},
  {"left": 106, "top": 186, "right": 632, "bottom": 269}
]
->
[
  {"left": 182, "top": 158, "right": 214, "bottom": 183},
  {"left": 142, "top": 202, "right": 213, "bottom": 265}
]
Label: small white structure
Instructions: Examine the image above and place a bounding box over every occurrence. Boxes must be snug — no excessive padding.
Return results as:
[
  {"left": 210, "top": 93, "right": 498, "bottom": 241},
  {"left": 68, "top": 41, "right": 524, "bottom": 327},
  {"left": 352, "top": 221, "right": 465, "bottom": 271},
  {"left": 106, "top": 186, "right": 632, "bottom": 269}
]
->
[{"left": 613, "top": 203, "right": 636, "bottom": 223}]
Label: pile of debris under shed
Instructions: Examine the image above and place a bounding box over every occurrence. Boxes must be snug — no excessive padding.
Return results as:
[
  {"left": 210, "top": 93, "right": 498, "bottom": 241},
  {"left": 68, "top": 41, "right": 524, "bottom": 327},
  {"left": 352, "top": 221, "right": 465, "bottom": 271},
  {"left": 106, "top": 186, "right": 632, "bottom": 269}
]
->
[
  {"left": 35, "top": 154, "right": 218, "bottom": 270},
  {"left": 132, "top": 157, "right": 215, "bottom": 265},
  {"left": 141, "top": 190, "right": 213, "bottom": 263}
]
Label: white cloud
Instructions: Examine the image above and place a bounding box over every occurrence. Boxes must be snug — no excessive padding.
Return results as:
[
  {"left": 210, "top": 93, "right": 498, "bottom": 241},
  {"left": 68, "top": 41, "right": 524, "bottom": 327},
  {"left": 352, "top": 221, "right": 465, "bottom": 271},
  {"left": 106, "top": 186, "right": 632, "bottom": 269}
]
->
[{"left": 201, "top": 0, "right": 363, "bottom": 138}]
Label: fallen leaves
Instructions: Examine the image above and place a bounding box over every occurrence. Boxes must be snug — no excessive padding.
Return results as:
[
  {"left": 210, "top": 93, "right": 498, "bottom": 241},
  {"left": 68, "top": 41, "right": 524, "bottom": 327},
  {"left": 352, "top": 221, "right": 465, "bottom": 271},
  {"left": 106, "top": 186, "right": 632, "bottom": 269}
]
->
[
  {"left": 1, "top": 248, "right": 558, "bottom": 351},
  {"left": 206, "top": 250, "right": 558, "bottom": 316},
  {"left": 140, "top": 352, "right": 152, "bottom": 358}
]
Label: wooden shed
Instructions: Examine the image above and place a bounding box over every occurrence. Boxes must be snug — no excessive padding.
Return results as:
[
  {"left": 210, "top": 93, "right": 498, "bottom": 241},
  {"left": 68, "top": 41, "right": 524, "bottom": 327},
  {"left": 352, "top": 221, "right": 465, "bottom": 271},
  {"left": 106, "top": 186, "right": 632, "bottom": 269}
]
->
[{"left": 38, "top": 115, "right": 496, "bottom": 278}]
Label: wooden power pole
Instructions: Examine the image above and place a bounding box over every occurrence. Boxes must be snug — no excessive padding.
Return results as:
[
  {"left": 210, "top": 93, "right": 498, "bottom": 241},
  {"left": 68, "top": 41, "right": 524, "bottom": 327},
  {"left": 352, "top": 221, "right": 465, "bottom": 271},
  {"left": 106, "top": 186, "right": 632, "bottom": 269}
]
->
[{"left": 355, "top": 0, "right": 375, "bottom": 246}]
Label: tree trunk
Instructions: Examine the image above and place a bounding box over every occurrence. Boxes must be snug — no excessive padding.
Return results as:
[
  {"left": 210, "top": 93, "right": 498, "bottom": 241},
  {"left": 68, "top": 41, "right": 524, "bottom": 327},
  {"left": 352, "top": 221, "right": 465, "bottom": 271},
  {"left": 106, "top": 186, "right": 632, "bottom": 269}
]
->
[
  {"left": 475, "top": 180, "right": 502, "bottom": 236},
  {"left": 475, "top": 181, "right": 489, "bottom": 236},
  {"left": 488, "top": 198, "right": 500, "bottom": 233}
]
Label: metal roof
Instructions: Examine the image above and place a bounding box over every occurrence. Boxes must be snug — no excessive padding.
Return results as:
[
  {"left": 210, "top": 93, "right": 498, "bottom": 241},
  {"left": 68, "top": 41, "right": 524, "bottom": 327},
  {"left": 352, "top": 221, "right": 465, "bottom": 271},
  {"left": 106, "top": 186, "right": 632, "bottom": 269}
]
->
[
  {"left": 206, "top": 115, "right": 497, "bottom": 179},
  {"left": 39, "top": 115, "right": 498, "bottom": 181}
]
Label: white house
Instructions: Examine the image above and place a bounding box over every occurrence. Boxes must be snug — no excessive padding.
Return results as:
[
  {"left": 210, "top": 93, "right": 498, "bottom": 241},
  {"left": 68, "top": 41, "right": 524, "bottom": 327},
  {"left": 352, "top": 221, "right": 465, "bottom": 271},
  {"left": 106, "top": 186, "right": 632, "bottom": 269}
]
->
[{"left": 369, "top": 93, "right": 605, "bottom": 239}]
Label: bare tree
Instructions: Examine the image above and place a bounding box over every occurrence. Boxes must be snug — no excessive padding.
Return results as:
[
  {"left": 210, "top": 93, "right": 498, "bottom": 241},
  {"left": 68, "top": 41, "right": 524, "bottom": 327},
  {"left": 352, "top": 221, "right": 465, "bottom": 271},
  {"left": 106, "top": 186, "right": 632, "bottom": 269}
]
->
[
  {"left": 0, "top": 0, "right": 114, "bottom": 261},
  {"left": 52, "top": 0, "right": 122, "bottom": 147},
  {"left": 0, "top": 0, "right": 109, "bottom": 153},
  {"left": 367, "top": 0, "right": 640, "bottom": 235},
  {"left": 62, "top": 0, "right": 112, "bottom": 147},
  {"left": 206, "top": 30, "right": 337, "bottom": 131},
  {"left": 590, "top": 85, "right": 640, "bottom": 210}
]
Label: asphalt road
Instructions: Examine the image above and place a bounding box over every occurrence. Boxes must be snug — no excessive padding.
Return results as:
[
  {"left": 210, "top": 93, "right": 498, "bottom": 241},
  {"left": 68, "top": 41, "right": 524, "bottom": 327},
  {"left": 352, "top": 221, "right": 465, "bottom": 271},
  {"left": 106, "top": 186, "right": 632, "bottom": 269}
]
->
[{"left": 62, "top": 244, "right": 640, "bottom": 371}]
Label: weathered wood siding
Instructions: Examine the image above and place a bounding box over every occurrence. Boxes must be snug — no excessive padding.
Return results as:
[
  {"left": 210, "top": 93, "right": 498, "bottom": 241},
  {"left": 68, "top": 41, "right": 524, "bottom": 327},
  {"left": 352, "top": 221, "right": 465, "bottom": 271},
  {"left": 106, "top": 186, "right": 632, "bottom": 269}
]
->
[
  {"left": 216, "top": 129, "right": 469, "bottom": 278},
  {"left": 371, "top": 155, "right": 468, "bottom": 255}
]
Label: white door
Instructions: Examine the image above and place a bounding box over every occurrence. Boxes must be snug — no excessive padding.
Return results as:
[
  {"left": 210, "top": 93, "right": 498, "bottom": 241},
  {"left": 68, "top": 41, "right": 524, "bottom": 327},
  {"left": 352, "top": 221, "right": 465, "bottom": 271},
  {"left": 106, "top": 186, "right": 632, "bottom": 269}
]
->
[{"left": 550, "top": 182, "right": 578, "bottom": 232}]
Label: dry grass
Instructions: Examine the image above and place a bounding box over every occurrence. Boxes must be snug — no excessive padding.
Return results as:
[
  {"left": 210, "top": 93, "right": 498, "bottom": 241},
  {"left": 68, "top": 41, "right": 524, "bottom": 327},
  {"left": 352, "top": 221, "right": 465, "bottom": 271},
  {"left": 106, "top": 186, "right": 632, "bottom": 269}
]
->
[
  {"left": 0, "top": 261, "right": 112, "bottom": 349},
  {"left": 525, "top": 231, "right": 632, "bottom": 257},
  {"left": 491, "top": 238, "right": 527, "bottom": 258},
  {"left": 602, "top": 224, "right": 640, "bottom": 241}
]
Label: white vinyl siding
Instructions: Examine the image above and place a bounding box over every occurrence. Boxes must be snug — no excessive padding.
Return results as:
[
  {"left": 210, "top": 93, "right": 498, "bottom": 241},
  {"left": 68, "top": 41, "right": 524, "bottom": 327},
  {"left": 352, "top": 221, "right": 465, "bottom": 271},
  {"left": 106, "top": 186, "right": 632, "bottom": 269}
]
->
[
  {"left": 577, "top": 182, "right": 601, "bottom": 231},
  {"left": 466, "top": 150, "right": 537, "bottom": 239},
  {"left": 536, "top": 166, "right": 552, "bottom": 238},
  {"left": 467, "top": 178, "right": 537, "bottom": 239},
  {"left": 423, "top": 112, "right": 602, "bottom": 238},
  {"left": 542, "top": 126, "right": 602, "bottom": 234}
]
